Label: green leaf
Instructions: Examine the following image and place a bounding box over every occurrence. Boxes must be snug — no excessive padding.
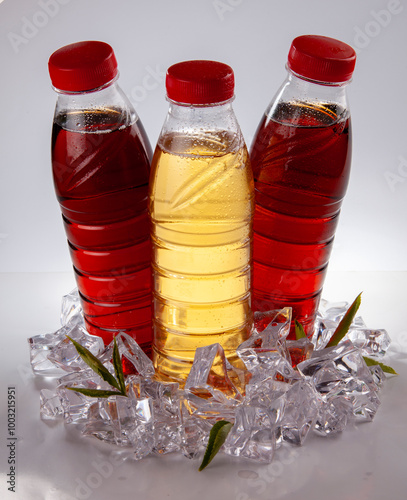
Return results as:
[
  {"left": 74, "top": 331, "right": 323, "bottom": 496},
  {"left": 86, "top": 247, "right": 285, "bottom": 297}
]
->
[
  {"left": 113, "top": 336, "right": 126, "bottom": 396},
  {"left": 295, "top": 319, "right": 306, "bottom": 340},
  {"left": 199, "top": 420, "right": 233, "bottom": 471},
  {"left": 66, "top": 336, "right": 121, "bottom": 391},
  {"left": 66, "top": 387, "right": 123, "bottom": 398},
  {"left": 327, "top": 292, "right": 362, "bottom": 347},
  {"left": 363, "top": 356, "right": 398, "bottom": 375}
]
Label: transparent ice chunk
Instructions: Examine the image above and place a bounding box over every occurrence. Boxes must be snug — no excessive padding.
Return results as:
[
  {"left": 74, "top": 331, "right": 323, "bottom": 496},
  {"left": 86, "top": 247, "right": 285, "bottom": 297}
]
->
[
  {"left": 141, "top": 379, "right": 182, "bottom": 455},
  {"left": 281, "top": 380, "right": 322, "bottom": 446},
  {"left": 286, "top": 337, "right": 314, "bottom": 368},
  {"left": 369, "top": 364, "right": 386, "bottom": 388},
  {"left": 351, "top": 389, "right": 381, "bottom": 422},
  {"left": 312, "top": 300, "right": 366, "bottom": 350},
  {"left": 180, "top": 413, "right": 213, "bottom": 459},
  {"left": 57, "top": 386, "right": 94, "bottom": 425},
  {"left": 237, "top": 308, "right": 294, "bottom": 382},
  {"left": 28, "top": 328, "right": 70, "bottom": 376},
  {"left": 314, "top": 395, "right": 353, "bottom": 436},
  {"left": 108, "top": 396, "right": 154, "bottom": 454},
  {"left": 345, "top": 329, "right": 391, "bottom": 357},
  {"left": 57, "top": 371, "right": 113, "bottom": 424},
  {"left": 60, "top": 288, "right": 83, "bottom": 327},
  {"left": 318, "top": 299, "right": 349, "bottom": 323},
  {"left": 48, "top": 324, "right": 104, "bottom": 372},
  {"left": 224, "top": 406, "right": 276, "bottom": 463},
  {"left": 99, "top": 333, "right": 155, "bottom": 379},
  {"left": 245, "top": 378, "right": 290, "bottom": 409},
  {"left": 181, "top": 391, "right": 236, "bottom": 423},
  {"left": 84, "top": 400, "right": 117, "bottom": 444},
  {"left": 125, "top": 374, "right": 142, "bottom": 399},
  {"left": 40, "top": 389, "right": 64, "bottom": 420},
  {"left": 253, "top": 309, "right": 284, "bottom": 333},
  {"left": 297, "top": 340, "right": 381, "bottom": 422},
  {"left": 244, "top": 383, "right": 287, "bottom": 448},
  {"left": 252, "top": 307, "right": 292, "bottom": 342},
  {"left": 298, "top": 341, "right": 365, "bottom": 379},
  {"left": 83, "top": 395, "right": 154, "bottom": 458},
  {"left": 153, "top": 418, "right": 181, "bottom": 456},
  {"left": 180, "top": 394, "right": 222, "bottom": 459},
  {"left": 185, "top": 344, "right": 242, "bottom": 404},
  {"left": 311, "top": 318, "right": 338, "bottom": 350}
]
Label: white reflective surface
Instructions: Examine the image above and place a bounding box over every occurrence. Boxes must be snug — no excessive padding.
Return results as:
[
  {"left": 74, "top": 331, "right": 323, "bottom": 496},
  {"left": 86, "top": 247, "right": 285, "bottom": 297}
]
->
[{"left": 1, "top": 271, "right": 406, "bottom": 500}]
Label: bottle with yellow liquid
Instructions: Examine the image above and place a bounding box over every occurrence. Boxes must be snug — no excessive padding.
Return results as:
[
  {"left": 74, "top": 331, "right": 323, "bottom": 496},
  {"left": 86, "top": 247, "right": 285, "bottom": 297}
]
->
[{"left": 149, "top": 60, "right": 254, "bottom": 384}]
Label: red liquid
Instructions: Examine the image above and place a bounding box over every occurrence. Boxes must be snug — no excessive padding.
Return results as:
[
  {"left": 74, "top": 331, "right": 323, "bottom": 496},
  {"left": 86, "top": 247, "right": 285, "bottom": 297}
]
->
[
  {"left": 250, "top": 102, "right": 352, "bottom": 338},
  {"left": 52, "top": 110, "right": 153, "bottom": 352}
]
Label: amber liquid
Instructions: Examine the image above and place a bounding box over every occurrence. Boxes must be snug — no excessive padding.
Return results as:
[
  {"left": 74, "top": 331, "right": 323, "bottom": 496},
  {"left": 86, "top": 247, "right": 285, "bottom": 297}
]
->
[
  {"left": 52, "top": 109, "right": 153, "bottom": 351},
  {"left": 149, "top": 132, "right": 254, "bottom": 383},
  {"left": 250, "top": 102, "right": 351, "bottom": 337}
]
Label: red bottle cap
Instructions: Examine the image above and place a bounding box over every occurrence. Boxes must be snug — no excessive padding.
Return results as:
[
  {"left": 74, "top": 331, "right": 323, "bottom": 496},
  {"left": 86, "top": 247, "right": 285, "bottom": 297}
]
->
[
  {"left": 287, "top": 35, "right": 356, "bottom": 83},
  {"left": 166, "top": 60, "right": 235, "bottom": 105},
  {"left": 48, "top": 41, "right": 118, "bottom": 92}
]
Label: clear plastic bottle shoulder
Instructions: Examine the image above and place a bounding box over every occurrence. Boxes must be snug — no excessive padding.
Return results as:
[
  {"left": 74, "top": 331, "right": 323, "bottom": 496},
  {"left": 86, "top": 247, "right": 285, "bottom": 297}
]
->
[
  {"left": 54, "top": 107, "right": 139, "bottom": 134},
  {"left": 265, "top": 100, "right": 349, "bottom": 129},
  {"left": 157, "top": 129, "right": 245, "bottom": 159}
]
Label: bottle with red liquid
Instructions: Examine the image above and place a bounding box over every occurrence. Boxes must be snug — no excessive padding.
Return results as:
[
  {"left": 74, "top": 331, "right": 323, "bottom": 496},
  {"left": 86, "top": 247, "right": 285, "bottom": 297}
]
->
[
  {"left": 48, "top": 41, "right": 153, "bottom": 352},
  {"left": 250, "top": 35, "right": 356, "bottom": 338}
]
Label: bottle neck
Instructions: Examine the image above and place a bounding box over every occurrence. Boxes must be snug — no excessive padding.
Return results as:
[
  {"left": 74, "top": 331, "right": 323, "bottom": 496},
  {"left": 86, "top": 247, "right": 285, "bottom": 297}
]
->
[
  {"left": 53, "top": 80, "right": 137, "bottom": 132},
  {"left": 266, "top": 69, "right": 350, "bottom": 123},
  {"left": 159, "top": 98, "right": 244, "bottom": 154}
]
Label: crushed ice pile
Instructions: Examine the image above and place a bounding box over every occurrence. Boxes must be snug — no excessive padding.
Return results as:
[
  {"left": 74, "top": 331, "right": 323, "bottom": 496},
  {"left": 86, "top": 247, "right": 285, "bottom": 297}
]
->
[{"left": 29, "top": 290, "right": 392, "bottom": 464}]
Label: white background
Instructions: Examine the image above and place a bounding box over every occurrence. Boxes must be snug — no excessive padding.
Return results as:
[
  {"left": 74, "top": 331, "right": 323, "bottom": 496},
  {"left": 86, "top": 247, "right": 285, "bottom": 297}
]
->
[{"left": 0, "top": 0, "right": 406, "bottom": 274}]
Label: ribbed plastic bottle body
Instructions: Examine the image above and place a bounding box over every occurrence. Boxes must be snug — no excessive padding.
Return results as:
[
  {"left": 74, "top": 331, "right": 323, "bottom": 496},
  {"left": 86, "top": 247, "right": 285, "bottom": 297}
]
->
[
  {"left": 52, "top": 82, "right": 153, "bottom": 351},
  {"left": 149, "top": 101, "right": 254, "bottom": 383},
  {"left": 250, "top": 71, "right": 352, "bottom": 337}
]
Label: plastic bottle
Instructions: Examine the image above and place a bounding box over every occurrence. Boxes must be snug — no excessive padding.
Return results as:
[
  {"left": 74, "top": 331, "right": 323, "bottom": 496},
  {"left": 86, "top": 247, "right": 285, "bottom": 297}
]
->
[
  {"left": 250, "top": 35, "right": 356, "bottom": 338},
  {"left": 48, "top": 41, "right": 153, "bottom": 352},
  {"left": 149, "top": 60, "right": 254, "bottom": 383}
]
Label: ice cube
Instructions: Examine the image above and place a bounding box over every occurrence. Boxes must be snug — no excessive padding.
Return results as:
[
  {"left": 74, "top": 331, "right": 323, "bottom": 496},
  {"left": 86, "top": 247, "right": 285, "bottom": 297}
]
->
[
  {"left": 181, "top": 392, "right": 236, "bottom": 424},
  {"left": 252, "top": 307, "right": 292, "bottom": 343},
  {"left": 185, "top": 344, "right": 242, "bottom": 404},
  {"left": 237, "top": 308, "right": 294, "bottom": 382},
  {"left": 99, "top": 333, "right": 155, "bottom": 379},
  {"left": 57, "top": 386, "right": 94, "bottom": 425},
  {"left": 318, "top": 299, "right": 349, "bottom": 323},
  {"left": 245, "top": 378, "right": 288, "bottom": 413},
  {"left": 224, "top": 406, "right": 276, "bottom": 463},
  {"left": 83, "top": 401, "right": 117, "bottom": 444},
  {"left": 40, "top": 389, "right": 64, "bottom": 420},
  {"left": 60, "top": 288, "right": 83, "bottom": 327},
  {"left": 281, "top": 380, "right": 322, "bottom": 446},
  {"left": 57, "top": 371, "right": 113, "bottom": 424},
  {"left": 180, "top": 413, "right": 213, "bottom": 459},
  {"left": 83, "top": 395, "right": 155, "bottom": 458},
  {"left": 297, "top": 341, "right": 382, "bottom": 423},
  {"left": 141, "top": 379, "right": 182, "bottom": 455},
  {"left": 105, "top": 395, "right": 154, "bottom": 454},
  {"left": 47, "top": 324, "right": 104, "bottom": 372},
  {"left": 28, "top": 328, "right": 70, "bottom": 376},
  {"left": 314, "top": 395, "right": 353, "bottom": 436},
  {"left": 345, "top": 329, "right": 391, "bottom": 357},
  {"left": 337, "top": 375, "right": 381, "bottom": 422},
  {"left": 369, "top": 364, "right": 386, "bottom": 388},
  {"left": 286, "top": 337, "right": 314, "bottom": 367},
  {"left": 253, "top": 309, "right": 283, "bottom": 333},
  {"left": 313, "top": 300, "right": 366, "bottom": 350},
  {"left": 311, "top": 318, "right": 338, "bottom": 350}
]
